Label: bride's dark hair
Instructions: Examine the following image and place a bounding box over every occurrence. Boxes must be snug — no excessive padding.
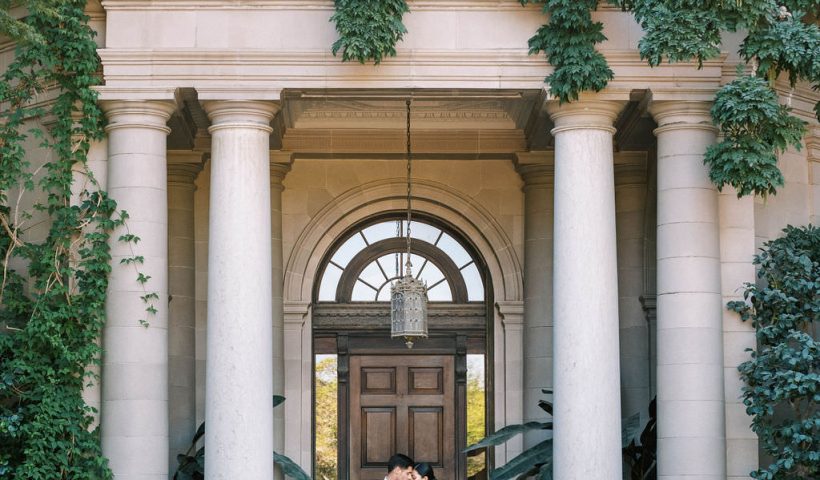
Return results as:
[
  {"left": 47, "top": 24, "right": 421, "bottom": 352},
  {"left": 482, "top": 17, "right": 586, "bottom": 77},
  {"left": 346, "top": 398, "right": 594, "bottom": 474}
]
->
[{"left": 414, "top": 462, "right": 436, "bottom": 479}]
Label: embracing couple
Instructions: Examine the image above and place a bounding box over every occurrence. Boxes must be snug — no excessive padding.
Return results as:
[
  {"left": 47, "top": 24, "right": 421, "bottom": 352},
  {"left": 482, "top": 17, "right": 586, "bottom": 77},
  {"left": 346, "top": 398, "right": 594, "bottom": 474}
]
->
[{"left": 384, "top": 454, "right": 436, "bottom": 480}]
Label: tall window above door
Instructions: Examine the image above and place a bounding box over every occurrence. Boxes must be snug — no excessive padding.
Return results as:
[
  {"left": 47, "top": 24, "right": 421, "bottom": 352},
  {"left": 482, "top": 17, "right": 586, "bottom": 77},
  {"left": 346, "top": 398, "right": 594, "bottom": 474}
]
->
[{"left": 316, "top": 219, "right": 485, "bottom": 303}]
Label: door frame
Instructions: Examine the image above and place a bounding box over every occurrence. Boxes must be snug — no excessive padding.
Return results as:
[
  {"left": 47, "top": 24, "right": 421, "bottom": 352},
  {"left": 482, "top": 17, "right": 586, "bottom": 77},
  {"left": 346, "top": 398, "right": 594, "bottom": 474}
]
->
[{"left": 313, "top": 303, "right": 486, "bottom": 480}]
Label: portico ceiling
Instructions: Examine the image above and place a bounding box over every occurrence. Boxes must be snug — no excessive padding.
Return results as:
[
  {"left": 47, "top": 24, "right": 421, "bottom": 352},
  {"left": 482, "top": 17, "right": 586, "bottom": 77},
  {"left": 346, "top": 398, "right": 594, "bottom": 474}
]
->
[{"left": 168, "top": 88, "right": 655, "bottom": 156}]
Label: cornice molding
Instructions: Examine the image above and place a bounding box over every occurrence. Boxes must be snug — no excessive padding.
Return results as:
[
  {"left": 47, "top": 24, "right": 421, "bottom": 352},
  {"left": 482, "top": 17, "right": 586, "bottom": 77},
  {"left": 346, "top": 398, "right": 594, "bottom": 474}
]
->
[
  {"left": 98, "top": 49, "right": 727, "bottom": 68},
  {"left": 97, "top": 49, "right": 729, "bottom": 102},
  {"left": 101, "top": 0, "right": 543, "bottom": 11}
]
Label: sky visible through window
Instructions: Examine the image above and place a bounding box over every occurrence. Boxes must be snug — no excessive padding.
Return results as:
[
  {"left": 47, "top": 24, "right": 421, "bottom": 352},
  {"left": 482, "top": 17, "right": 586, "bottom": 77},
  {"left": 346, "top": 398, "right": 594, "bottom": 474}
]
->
[{"left": 318, "top": 220, "right": 484, "bottom": 302}]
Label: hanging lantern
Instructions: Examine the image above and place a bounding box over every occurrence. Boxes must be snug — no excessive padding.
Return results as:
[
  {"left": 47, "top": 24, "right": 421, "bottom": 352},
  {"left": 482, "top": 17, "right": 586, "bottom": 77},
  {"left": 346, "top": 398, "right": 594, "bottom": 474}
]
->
[
  {"left": 391, "top": 99, "right": 428, "bottom": 349},
  {"left": 390, "top": 269, "right": 428, "bottom": 349}
]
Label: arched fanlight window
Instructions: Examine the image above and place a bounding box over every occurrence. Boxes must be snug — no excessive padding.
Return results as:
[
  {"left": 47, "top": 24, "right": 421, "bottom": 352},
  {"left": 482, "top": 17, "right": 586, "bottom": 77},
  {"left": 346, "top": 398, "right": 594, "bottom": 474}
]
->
[{"left": 317, "top": 219, "right": 484, "bottom": 303}]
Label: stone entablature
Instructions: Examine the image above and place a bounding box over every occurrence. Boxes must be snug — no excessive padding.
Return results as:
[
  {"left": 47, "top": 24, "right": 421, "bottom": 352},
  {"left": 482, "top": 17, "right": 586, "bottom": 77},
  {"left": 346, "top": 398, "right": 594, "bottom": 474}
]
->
[{"left": 96, "top": 0, "right": 730, "bottom": 101}]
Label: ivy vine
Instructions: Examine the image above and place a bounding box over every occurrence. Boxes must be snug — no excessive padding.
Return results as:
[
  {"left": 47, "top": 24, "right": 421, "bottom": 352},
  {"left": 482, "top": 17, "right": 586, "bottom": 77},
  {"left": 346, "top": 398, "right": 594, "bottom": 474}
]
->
[
  {"left": 729, "top": 225, "right": 819, "bottom": 480},
  {"left": 705, "top": 74, "right": 805, "bottom": 197},
  {"left": 522, "top": 0, "right": 614, "bottom": 103},
  {"left": 330, "top": 0, "right": 409, "bottom": 64},
  {"left": 328, "top": 0, "right": 817, "bottom": 196},
  {"left": 0, "top": 1, "right": 114, "bottom": 477},
  {"left": 612, "top": 0, "right": 820, "bottom": 198}
]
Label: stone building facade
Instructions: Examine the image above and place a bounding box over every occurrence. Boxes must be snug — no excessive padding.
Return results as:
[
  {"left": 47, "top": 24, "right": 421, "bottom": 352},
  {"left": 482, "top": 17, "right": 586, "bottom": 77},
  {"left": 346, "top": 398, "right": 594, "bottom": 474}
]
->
[{"left": 3, "top": 1, "right": 819, "bottom": 479}]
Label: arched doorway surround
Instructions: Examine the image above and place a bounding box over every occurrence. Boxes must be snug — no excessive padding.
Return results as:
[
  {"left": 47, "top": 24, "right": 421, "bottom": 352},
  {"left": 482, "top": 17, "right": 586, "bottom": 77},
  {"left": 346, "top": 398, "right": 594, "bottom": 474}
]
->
[
  {"left": 282, "top": 177, "right": 524, "bottom": 474},
  {"left": 314, "top": 214, "right": 488, "bottom": 480}
]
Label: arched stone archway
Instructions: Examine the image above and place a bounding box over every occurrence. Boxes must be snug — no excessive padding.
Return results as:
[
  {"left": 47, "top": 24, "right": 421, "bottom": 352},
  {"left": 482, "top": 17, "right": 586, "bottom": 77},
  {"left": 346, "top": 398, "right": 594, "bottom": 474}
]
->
[
  {"left": 284, "top": 177, "right": 523, "bottom": 304},
  {"left": 281, "top": 176, "right": 526, "bottom": 473}
]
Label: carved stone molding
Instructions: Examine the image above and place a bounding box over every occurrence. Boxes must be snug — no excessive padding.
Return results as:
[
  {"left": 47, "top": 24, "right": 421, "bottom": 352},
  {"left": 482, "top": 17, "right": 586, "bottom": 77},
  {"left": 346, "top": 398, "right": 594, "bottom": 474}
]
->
[
  {"left": 514, "top": 154, "right": 554, "bottom": 189},
  {"left": 639, "top": 294, "right": 656, "bottom": 323},
  {"left": 312, "top": 303, "right": 486, "bottom": 332},
  {"left": 283, "top": 301, "right": 310, "bottom": 326},
  {"left": 496, "top": 300, "right": 524, "bottom": 327}
]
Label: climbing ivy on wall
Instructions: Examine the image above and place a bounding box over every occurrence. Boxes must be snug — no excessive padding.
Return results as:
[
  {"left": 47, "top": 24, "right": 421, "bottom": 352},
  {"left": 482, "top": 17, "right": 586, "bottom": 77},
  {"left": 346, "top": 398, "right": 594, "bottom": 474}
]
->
[
  {"left": 730, "top": 225, "right": 819, "bottom": 480},
  {"left": 330, "top": 0, "right": 819, "bottom": 198},
  {"left": 522, "top": 0, "right": 614, "bottom": 103},
  {"left": 611, "top": 0, "right": 820, "bottom": 197},
  {"left": 0, "top": 1, "right": 112, "bottom": 477},
  {"left": 330, "top": 0, "right": 409, "bottom": 64}
]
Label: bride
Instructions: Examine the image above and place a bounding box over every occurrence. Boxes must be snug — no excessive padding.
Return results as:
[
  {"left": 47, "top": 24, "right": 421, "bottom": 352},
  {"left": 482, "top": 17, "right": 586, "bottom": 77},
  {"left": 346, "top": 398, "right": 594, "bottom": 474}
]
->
[{"left": 411, "top": 462, "right": 436, "bottom": 480}]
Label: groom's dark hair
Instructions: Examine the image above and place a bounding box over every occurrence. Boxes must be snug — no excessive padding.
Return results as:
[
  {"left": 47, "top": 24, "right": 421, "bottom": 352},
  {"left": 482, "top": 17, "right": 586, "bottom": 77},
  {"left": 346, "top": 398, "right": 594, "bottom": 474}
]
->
[{"left": 387, "top": 454, "right": 414, "bottom": 473}]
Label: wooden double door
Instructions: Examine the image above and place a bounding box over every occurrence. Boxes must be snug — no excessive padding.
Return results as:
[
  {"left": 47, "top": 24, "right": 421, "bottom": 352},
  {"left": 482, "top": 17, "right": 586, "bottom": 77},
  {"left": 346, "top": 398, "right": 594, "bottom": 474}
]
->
[{"left": 349, "top": 355, "right": 456, "bottom": 480}]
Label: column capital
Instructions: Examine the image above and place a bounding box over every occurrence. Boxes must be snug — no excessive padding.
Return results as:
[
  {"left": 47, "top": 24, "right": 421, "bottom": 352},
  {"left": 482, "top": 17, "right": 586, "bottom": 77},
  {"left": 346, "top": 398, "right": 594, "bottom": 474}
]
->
[
  {"left": 203, "top": 100, "right": 279, "bottom": 134},
  {"left": 514, "top": 151, "right": 554, "bottom": 189},
  {"left": 101, "top": 99, "right": 177, "bottom": 134},
  {"left": 167, "top": 163, "right": 203, "bottom": 186},
  {"left": 283, "top": 301, "right": 311, "bottom": 326},
  {"left": 168, "top": 151, "right": 205, "bottom": 185},
  {"left": 516, "top": 164, "right": 554, "bottom": 189},
  {"left": 496, "top": 301, "right": 524, "bottom": 327},
  {"left": 614, "top": 152, "right": 648, "bottom": 187},
  {"left": 270, "top": 151, "right": 293, "bottom": 188},
  {"left": 546, "top": 100, "right": 624, "bottom": 135},
  {"left": 270, "top": 163, "right": 291, "bottom": 188},
  {"left": 648, "top": 100, "right": 717, "bottom": 135}
]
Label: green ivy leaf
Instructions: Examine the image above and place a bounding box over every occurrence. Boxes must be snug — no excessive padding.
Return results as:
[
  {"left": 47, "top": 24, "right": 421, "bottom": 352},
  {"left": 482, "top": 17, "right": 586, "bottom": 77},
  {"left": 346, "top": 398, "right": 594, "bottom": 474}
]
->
[{"left": 330, "top": 0, "right": 409, "bottom": 64}]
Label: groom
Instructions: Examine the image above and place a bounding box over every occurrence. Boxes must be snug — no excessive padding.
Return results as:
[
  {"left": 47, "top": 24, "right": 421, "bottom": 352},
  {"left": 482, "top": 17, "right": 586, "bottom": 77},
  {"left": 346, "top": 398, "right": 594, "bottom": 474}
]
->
[{"left": 384, "top": 453, "right": 414, "bottom": 480}]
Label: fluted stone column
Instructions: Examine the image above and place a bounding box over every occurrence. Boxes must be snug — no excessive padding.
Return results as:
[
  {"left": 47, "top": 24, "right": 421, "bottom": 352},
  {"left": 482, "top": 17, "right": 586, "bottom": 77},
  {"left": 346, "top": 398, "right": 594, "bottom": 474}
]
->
[
  {"left": 102, "top": 100, "right": 176, "bottom": 479},
  {"left": 270, "top": 156, "right": 290, "bottom": 480},
  {"left": 650, "top": 101, "right": 726, "bottom": 480},
  {"left": 515, "top": 157, "right": 554, "bottom": 449},
  {"left": 167, "top": 154, "right": 203, "bottom": 474},
  {"left": 718, "top": 188, "right": 757, "bottom": 480},
  {"left": 203, "top": 100, "right": 277, "bottom": 479},
  {"left": 547, "top": 100, "right": 623, "bottom": 480}
]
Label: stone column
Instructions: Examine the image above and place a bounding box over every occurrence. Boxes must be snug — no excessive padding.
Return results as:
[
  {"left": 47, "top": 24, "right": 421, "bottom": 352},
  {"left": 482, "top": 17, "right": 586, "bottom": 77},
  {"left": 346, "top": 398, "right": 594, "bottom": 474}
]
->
[
  {"left": 203, "top": 100, "right": 277, "bottom": 479},
  {"left": 649, "top": 101, "right": 725, "bottom": 480},
  {"left": 270, "top": 155, "right": 291, "bottom": 479},
  {"left": 614, "top": 156, "right": 651, "bottom": 422},
  {"left": 547, "top": 100, "right": 623, "bottom": 480},
  {"left": 515, "top": 156, "right": 554, "bottom": 449},
  {"left": 72, "top": 130, "right": 108, "bottom": 429},
  {"left": 718, "top": 188, "right": 757, "bottom": 480},
  {"left": 496, "top": 301, "right": 524, "bottom": 460},
  {"left": 167, "top": 153, "right": 203, "bottom": 473},
  {"left": 102, "top": 100, "right": 176, "bottom": 479},
  {"left": 283, "top": 301, "right": 311, "bottom": 471}
]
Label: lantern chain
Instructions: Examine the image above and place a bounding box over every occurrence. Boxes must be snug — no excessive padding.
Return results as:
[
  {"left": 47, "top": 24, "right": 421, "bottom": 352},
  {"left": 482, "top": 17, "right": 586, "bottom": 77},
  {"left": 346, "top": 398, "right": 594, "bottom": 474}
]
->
[
  {"left": 405, "top": 99, "right": 412, "bottom": 276},
  {"left": 395, "top": 220, "right": 401, "bottom": 278}
]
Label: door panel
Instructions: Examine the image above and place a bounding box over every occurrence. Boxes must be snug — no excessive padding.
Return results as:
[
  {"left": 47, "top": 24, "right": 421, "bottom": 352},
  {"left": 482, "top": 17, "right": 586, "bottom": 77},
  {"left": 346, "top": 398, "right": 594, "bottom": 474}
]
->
[{"left": 350, "top": 355, "right": 455, "bottom": 480}]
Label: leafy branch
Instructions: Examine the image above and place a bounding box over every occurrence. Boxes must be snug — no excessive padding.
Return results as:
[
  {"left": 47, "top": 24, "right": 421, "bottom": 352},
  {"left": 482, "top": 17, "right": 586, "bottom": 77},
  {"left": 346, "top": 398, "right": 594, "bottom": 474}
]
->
[
  {"left": 522, "top": 0, "right": 614, "bottom": 103},
  {"left": 117, "top": 223, "right": 159, "bottom": 328},
  {"left": 612, "top": 1, "right": 819, "bottom": 197},
  {"left": 330, "top": 0, "right": 409, "bottom": 64},
  {"left": 730, "top": 225, "right": 819, "bottom": 479},
  {"left": 0, "top": 1, "right": 114, "bottom": 477}
]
